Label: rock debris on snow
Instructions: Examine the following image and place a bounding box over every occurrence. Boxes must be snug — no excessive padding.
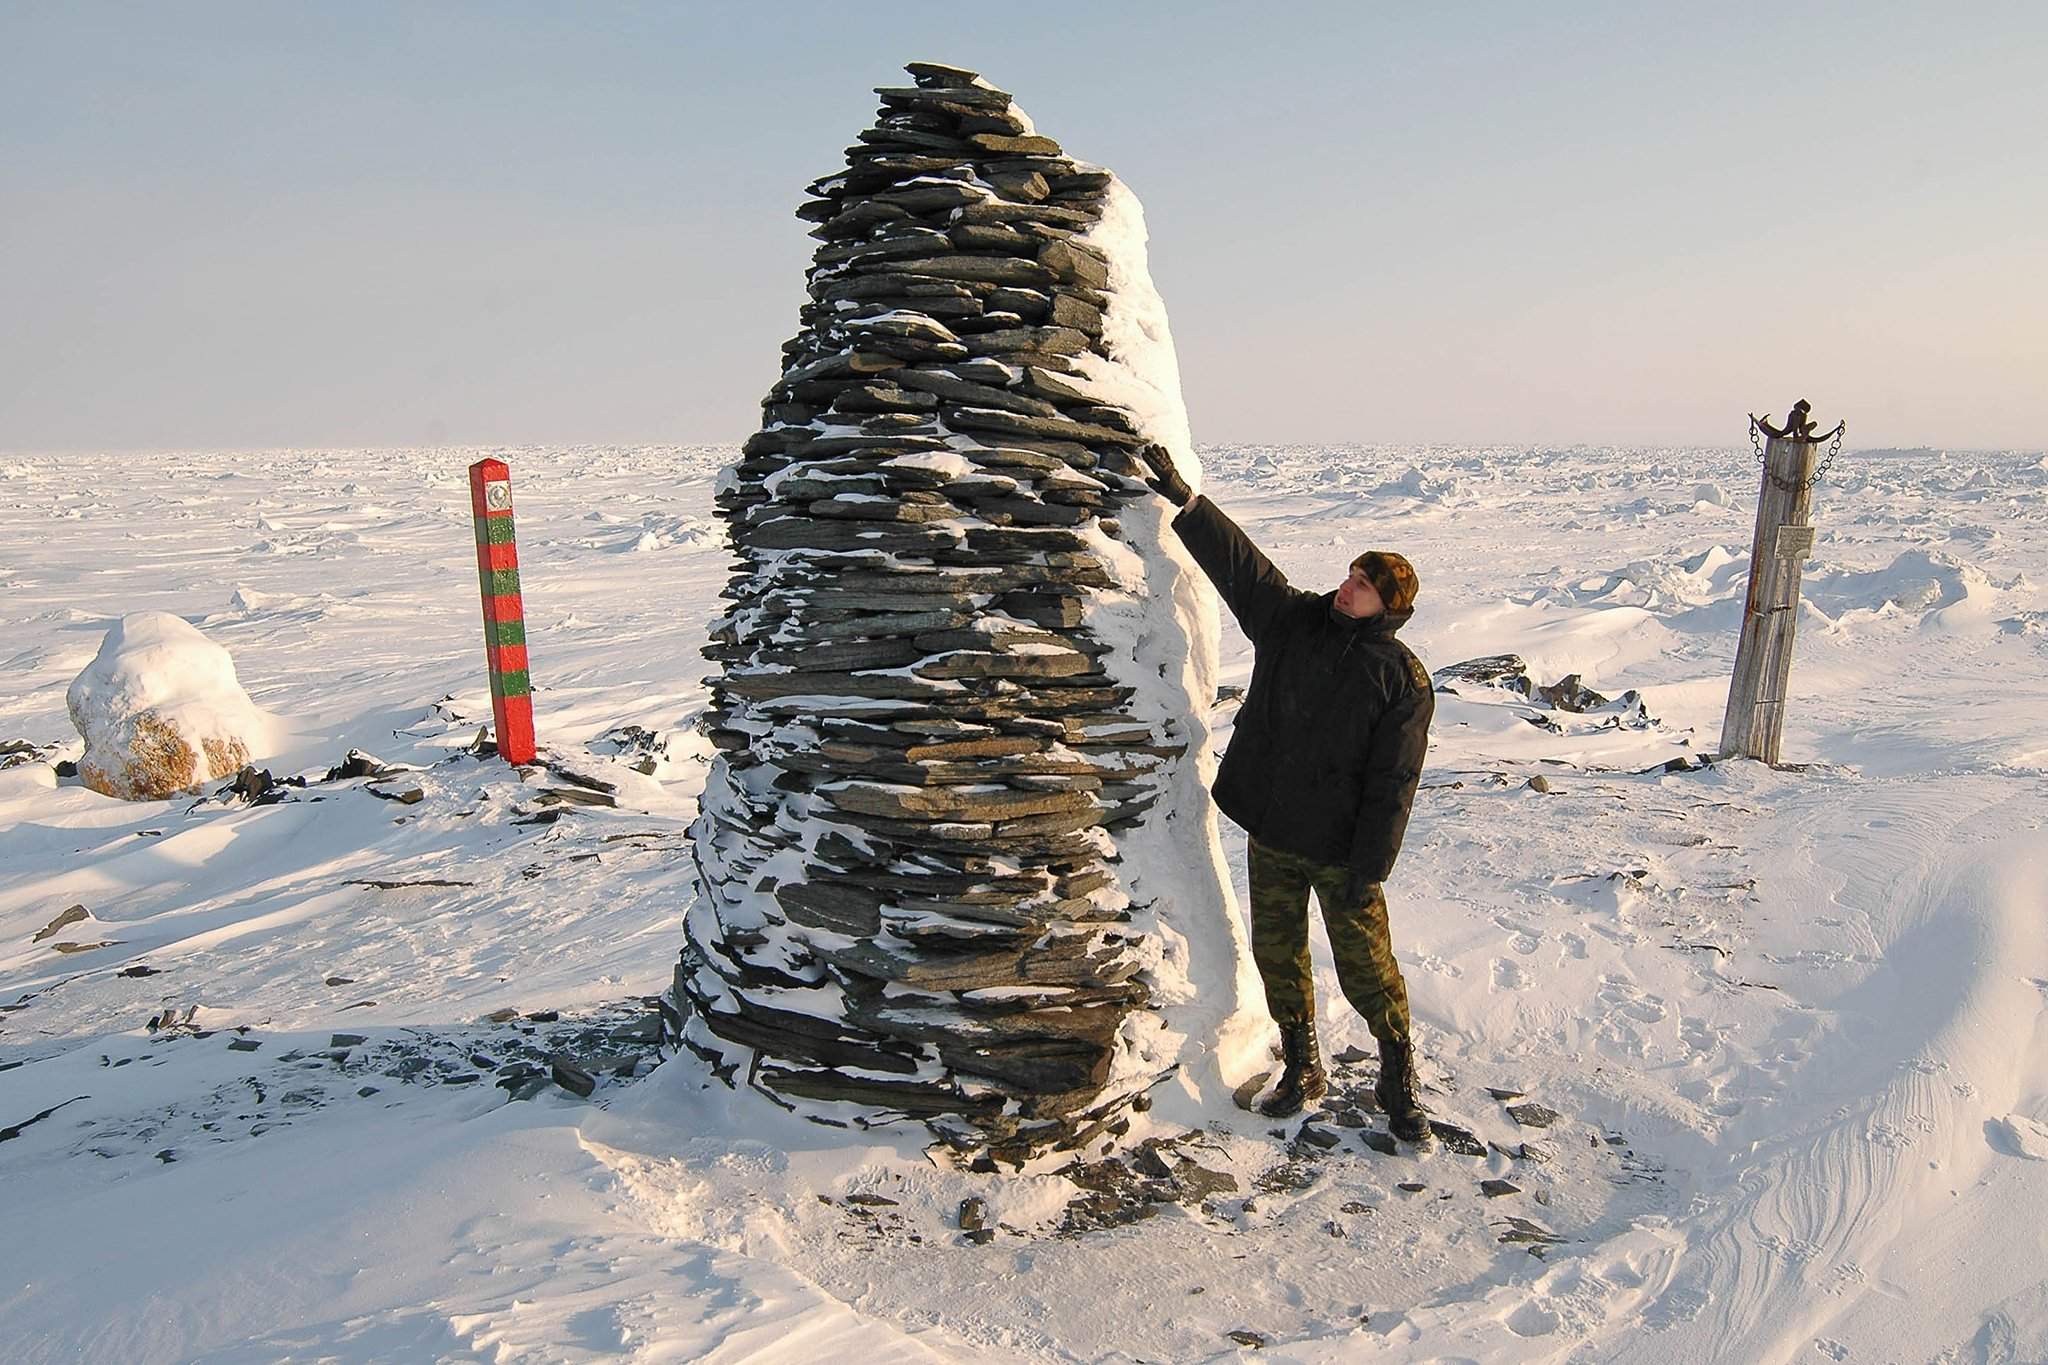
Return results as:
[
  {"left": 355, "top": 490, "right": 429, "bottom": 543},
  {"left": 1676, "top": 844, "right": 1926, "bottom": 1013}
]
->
[{"left": 670, "top": 61, "right": 1221, "bottom": 1160}]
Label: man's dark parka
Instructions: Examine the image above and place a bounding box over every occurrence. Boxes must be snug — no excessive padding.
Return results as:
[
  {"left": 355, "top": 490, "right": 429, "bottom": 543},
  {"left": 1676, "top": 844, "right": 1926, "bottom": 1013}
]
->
[{"left": 1171, "top": 496, "right": 1433, "bottom": 884}]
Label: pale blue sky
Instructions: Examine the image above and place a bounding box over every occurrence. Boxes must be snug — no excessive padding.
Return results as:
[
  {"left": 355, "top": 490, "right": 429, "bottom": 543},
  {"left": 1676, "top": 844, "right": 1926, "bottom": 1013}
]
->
[{"left": 4, "top": 2, "right": 2043, "bottom": 450}]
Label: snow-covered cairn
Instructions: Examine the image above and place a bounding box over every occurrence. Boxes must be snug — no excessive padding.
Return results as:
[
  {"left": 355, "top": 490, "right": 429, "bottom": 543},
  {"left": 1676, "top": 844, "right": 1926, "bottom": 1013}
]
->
[{"left": 670, "top": 62, "right": 1254, "bottom": 1161}]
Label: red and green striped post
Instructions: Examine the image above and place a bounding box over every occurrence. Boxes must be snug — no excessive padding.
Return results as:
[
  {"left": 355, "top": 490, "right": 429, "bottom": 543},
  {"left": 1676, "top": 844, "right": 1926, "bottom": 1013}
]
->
[{"left": 468, "top": 458, "right": 537, "bottom": 764}]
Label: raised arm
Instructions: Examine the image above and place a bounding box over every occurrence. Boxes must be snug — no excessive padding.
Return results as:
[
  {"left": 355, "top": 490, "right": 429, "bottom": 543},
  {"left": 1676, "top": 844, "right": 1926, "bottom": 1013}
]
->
[
  {"left": 1169, "top": 495, "right": 1305, "bottom": 646},
  {"left": 1135, "top": 443, "right": 1304, "bottom": 644}
]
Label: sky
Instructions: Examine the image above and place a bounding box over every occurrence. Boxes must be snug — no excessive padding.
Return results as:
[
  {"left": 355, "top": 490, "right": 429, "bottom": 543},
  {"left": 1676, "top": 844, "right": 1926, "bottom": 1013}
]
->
[{"left": 3, "top": 1, "right": 2044, "bottom": 451}]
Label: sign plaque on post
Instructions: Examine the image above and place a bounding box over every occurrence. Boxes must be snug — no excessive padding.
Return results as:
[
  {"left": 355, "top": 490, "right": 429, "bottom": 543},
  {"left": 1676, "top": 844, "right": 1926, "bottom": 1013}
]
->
[{"left": 467, "top": 458, "right": 538, "bottom": 765}]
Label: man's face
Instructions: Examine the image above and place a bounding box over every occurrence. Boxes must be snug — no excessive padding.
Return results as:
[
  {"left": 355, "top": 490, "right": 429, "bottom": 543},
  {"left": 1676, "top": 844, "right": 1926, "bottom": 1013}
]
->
[{"left": 1334, "top": 563, "right": 1385, "bottom": 619}]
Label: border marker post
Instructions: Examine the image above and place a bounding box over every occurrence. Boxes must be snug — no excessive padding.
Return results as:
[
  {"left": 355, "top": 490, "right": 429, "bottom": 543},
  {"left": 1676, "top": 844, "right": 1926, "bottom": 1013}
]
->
[{"left": 468, "top": 458, "right": 538, "bottom": 764}]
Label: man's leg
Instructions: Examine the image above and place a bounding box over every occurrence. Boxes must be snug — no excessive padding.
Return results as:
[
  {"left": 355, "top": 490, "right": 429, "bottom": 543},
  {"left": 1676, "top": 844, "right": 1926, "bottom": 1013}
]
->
[
  {"left": 1247, "top": 839, "right": 1315, "bottom": 1025},
  {"left": 1310, "top": 870, "right": 1412, "bottom": 1044},
  {"left": 1247, "top": 839, "right": 1326, "bottom": 1116}
]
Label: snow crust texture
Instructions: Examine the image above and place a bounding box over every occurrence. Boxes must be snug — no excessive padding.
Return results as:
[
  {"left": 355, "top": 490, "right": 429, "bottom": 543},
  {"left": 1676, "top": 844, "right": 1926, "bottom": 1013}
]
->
[
  {"left": 66, "top": 611, "right": 272, "bottom": 800},
  {"left": 675, "top": 62, "right": 1249, "bottom": 1160}
]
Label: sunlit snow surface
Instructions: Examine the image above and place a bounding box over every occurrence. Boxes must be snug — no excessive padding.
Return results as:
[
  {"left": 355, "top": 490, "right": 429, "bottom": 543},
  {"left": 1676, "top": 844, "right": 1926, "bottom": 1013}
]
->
[{"left": 2, "top": 444, "right": 2045, "bottom": 1363}]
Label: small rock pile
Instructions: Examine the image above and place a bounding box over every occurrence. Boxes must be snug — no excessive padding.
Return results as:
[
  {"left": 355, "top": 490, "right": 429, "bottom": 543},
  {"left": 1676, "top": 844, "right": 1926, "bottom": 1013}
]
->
[{"left": 670, "top": 62, "right": 1192, "bottom": 1161}]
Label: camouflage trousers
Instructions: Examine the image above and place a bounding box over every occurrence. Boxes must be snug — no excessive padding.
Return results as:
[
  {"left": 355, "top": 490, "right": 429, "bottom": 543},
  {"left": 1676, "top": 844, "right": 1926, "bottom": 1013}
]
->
[{"left": 1247, "top": 838, "right": 1412, "bottom": 1043}]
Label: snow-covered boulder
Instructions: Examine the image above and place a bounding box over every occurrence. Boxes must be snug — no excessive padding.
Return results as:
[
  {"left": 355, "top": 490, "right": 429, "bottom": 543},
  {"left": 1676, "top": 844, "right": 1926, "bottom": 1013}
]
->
[{"left": 67, "top": 612, "right": 272, "bottom": 800}]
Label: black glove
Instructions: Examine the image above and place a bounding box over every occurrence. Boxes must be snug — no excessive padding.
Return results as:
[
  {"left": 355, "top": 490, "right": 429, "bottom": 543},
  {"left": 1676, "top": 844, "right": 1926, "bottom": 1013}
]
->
[
  {"left": 1340, "top": 870, "right": 1376, "bottom": 909},
  {"left": 1137, "top": 444, "right": 1193, "bottom": 507}
]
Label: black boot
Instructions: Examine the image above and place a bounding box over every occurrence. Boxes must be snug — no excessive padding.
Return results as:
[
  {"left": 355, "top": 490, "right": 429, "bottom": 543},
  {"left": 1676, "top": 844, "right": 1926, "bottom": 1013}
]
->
[
  {"left": 1375, "top": 1035, "right": 1429, "bottom": 1142},
  {"left": 1259, "top": 1021, "right": 1328, "bottom": 1118}
]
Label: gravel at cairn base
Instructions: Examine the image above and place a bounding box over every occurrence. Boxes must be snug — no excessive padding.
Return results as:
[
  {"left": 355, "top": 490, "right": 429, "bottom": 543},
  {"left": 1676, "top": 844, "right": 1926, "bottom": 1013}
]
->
[{"left": 672, "top": 61, "right": 1263, "bottom": 1163}]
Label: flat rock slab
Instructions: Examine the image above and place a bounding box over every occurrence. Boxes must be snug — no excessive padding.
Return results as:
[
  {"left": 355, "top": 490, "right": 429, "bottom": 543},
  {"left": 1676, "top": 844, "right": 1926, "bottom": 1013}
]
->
[{"left": 1507, "top": 1102, "right": 1563, "bottom": 1128}]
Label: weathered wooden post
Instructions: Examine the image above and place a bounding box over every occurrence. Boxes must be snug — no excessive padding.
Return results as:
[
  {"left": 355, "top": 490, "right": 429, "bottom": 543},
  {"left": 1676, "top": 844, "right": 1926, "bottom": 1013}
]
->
[
  {"left": 468, "top": 457, "right": 537, "bottom": 765},
  {"left": 1718, "top": 400, "right": 1844, "bottom": 763}
]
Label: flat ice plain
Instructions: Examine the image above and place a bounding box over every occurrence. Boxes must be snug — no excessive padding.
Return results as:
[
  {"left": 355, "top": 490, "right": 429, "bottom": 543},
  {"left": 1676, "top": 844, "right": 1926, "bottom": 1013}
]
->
[{"left": 2, "top": 442, "right": 2044, "bottom": 1363}]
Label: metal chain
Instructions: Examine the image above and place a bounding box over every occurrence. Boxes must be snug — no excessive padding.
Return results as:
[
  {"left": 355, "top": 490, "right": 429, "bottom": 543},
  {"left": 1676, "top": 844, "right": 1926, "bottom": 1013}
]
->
[
  {"left": 1812, "top": 422, "right": 1845, "bottom": 485},
  {"left": 1751, "top": 414, "right": 1846, "bottom": 492}
]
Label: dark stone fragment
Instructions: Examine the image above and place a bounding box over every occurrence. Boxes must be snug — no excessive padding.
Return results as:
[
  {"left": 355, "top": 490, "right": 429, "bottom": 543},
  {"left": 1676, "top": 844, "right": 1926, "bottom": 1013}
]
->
[
  {"left": 1428, "top": 1120, "right": 1488, "bottom": 1156},
  {"left": 1397, "top": 1181, "right": 1427, "bottom": 1193},
  {"left": 904, "top": 61, "right": 979, "bottom": 86},
  {"left": 955, "top": 199, "right": 1100, "bottom": 229},
  {"left": 828, "top": 382, "right": 940, "bottom": 414},
  {"left": 1432, "top": 654, "right": 1531, "bottom": 694},
  {"left": 882, "top": 254, "right": 1058, "bottom": 289},
  {"left": 959, "top": 330, "right": 1094, "bottom": 363},
  {"left": 227, "top": 1038, "right": 262, "bottom": 1052},
  {"left": 891, "top": 368, "right": 1061, "bottom": 417},
  {"left": 735, "top": 517, "right": 959, "bottom": 554},
  {"left": 1047, "top": 293, "right": 1103, "bottom": 335},
  {"left": 329, "top": 1033, "right": 367, "bottom": 1048},
  {"left": 869, "top": 182, "right": 984, "bottom": 213},
  {"left": 775, "top": 880, "right": 884, "bottom": 936},
  {"left": 758, "top": 1064, "right": 992, "bottom": 1119},
  {"left": 1051, "top": 169, "right": 1113, "bottom": 194},
  {"left": 944, "top": 404, "right": 1140, "bottom": 447},
  {"left": 1507, "top": 1102, "right": 1562, "bottom": 1128},
  {"left": 950, "top": 222, "right": 1033, "bottom": 253},
  {"left": 1488, "top": 1086, "right": 1526, "bottom": 1101},
  {"left": 358, "top": 1085, "right": 380, "bottom": 1098},
  {"left": 986, "top": 287, "right": 1050, "bottom": 319},
  {"left": 954, "top": 109, "right": 1033, "bottom": 137},
  {"left": 875, "top": 83, "right": 1013, "bottom": 111},
  {"left": 1480, "top": 1179, "right": 1523, "bottom": 1198},
  {"left": 754, "top": 639, "right": 925, "bottom": 672},
  {"left": 551, "top": 1059, "right": 598, "bottom": 1097},
  {"left": 1038, "top": 240, "right": 1110, "bottom": 290},
  {"left": 1530, "top": 673, "right": 1610, "bottom": 712},
  {"left": 805, "top": 496, "right": 956, "bottom": 524},
  {"left": 967, "top": 132, "right": 1063, "bottom": 157},
  {"left": 988, "top": 170, "right": 1049, "bottom": 202},
  {"left": 1296, "top": 1124, "right": 1340, "bottom": 1151},
  {"left": 1360, "top": 1130, "right": 1399, "bottom": 1155},
  {"left": 1225, "top": 1330, "right": 1267, "bottom": 1349},
  {"left": 117, "top": 964, "right": 161, "bottom": 978}
]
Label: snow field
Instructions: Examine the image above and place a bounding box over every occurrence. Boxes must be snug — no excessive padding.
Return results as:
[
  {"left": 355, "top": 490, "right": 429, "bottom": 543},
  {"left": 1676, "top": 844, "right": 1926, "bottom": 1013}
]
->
[{"left": 1, "top": 442, "right": 2045, "bottom": 1362}]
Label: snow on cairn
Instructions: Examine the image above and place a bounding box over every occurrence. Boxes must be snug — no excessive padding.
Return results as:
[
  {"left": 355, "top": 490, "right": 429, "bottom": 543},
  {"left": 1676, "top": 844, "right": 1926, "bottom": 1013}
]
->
[
  {"left": 67, "top": 611, "right": 274, "bottom": 800},
  {"left": 670, "top": 61, "right": 1260, "bottom": 1163}
]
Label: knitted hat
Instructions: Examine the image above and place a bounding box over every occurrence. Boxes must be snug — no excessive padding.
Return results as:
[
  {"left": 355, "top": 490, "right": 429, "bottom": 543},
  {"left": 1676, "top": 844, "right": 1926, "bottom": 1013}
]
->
[{"left": 1351, "top": 550, "right": 1419, "bottom": 615}]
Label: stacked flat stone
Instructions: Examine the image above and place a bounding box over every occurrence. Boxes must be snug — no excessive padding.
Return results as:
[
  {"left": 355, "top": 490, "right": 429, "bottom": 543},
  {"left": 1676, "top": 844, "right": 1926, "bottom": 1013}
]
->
[{"left": 668, "top": 62, "right": 1187, "bottom": 1162}]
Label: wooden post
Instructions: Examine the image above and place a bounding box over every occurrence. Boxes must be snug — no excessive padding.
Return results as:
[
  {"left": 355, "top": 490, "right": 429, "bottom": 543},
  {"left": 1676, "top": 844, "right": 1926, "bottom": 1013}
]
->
[
  {"left": 1719, "top": 418, "right": 1828, "bottom": 763},
  {"left": 468, "top": 458, "right": 538, "bottom": 765}
]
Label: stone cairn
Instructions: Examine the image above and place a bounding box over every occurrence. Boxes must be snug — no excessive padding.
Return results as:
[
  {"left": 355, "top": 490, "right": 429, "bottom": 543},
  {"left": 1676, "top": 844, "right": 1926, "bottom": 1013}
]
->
[{"left": 666, "top": 62, "right": 1192, "bottom": 1163}]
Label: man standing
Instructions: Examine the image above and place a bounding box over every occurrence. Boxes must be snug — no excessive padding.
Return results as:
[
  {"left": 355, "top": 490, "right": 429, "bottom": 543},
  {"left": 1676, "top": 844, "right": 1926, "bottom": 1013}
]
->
[{"left": 1139, "top": 445, "right": 1434, "bottom": 1141}]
